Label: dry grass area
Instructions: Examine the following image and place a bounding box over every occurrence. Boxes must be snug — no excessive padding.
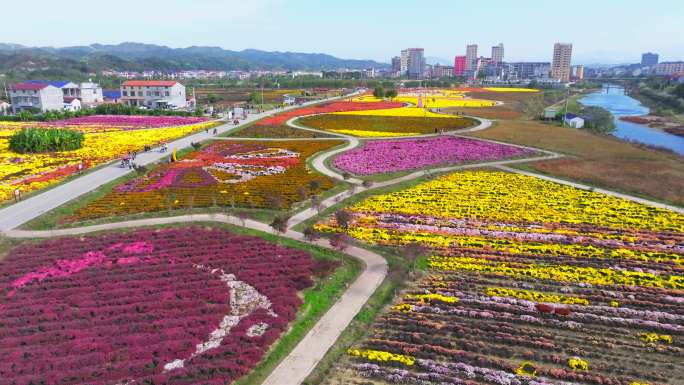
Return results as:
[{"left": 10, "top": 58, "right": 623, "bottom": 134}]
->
[
  {"left": 470, "top": 119, "right": 684, "bottom": 206},
  {"left": 443, "top": 105, "right": 523, "bottom": 120},
  {"left": 468, "top": 91, "right": 540, "bottom": 102}
]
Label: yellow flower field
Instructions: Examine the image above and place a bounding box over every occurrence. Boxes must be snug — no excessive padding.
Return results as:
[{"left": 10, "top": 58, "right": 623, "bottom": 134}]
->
[
  {"left": 0, "top": 121, "right": 219, "bottom": 203},
  {"left": 333, "top": 107, "right": 463, "bottom": 118},
  {"left": 482, "top": 87, "right": 539, "bottom": 92},
  {"left": 348, "top": 171, "right": 684, "bottom": 232},
  {"left": 326, "top": 129, "right": 420, "bottom": 137},
  {"left": 393, "top": 96, "right": 497, "bottom": 108}
]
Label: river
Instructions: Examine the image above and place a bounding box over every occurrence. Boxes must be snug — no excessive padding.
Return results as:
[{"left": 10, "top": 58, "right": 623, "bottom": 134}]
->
[{"left": 579, "top": 85, "right": 684, "bottom": 155}]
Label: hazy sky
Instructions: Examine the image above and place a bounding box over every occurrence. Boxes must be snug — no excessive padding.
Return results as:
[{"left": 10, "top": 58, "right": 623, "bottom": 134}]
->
[{"left": 4, "top": 0, "right": 683, "bottom": 64}]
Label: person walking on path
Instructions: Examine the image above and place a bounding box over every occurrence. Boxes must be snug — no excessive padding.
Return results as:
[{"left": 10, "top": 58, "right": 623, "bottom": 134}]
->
[{"left": 13, "top": 188, "right": 21, "bottom": 203}]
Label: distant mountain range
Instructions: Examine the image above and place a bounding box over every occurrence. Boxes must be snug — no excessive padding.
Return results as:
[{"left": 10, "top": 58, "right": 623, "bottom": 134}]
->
[{"left": 0, "top": 42, "right": 390, "bottom": 76}]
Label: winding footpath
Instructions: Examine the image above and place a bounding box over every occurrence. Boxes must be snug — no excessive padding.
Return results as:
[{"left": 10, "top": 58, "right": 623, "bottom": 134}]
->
[
  {"left": 0, "top": 93, "right": 359, "bottom": 231},
  {"left": 1, "top": 95, "right": 682, "bottom": 385}
]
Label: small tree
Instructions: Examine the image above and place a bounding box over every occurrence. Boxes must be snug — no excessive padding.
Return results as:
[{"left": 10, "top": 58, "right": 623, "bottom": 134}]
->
[
  {"left": 270, "top": 215, "right": 290, "bottom": 234},
  {"left": 334, "top": 210, "right": 353, "bottom": 228},
  {"left": 311, "top": 195, "right": 323, "bottom": 214},
  {"left": 296, "top": 186, "right": 308, "bottom": 201},
  {"left": 385, "top": 89, "right": 398, "bottom": 99},
  {"left": 265, "top": 193, "right": 285, "bottom": 210},
  {"left": 206, "top": 93, "right": 219, "bottom": 104},
  {"left": 133, "top": 164, "right": 147, "bottom": 176},
  {"left": 238, "top": 212, "right": 249, "bottom": 226},
  {"left": 401, "top": 242, "right": 429, "bottom": 272},
  {"left": 362, "top": 180, "right": 373, "bottom": 189},
  {"left": 372, "top": 86, "right": 385, "bottom": 99},
  {"left": 308, "top": 180, "right": 321, "bottom": 192},
  {"left": 329, "top": 233, "right": 351, "bottom": 251},
  {"left": 303, "top": 227, "right": 321, "bottom": 243}
]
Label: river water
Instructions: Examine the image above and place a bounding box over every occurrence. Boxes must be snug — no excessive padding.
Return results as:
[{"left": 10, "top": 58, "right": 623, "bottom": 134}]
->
[{"left": 579, "top": 85, "right": 684, "bottom": 155}]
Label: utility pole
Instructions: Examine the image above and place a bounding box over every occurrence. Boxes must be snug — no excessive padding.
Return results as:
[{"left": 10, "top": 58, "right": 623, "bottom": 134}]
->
[{"left": 562, "top": 88, "right": 570, "bottom": 127}]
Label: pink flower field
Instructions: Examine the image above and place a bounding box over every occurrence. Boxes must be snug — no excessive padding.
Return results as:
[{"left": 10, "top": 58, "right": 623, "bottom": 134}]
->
[
  {"left": 333, "top": 136, "right": 535, "bottom": 175},
  {"left": 49, "top": 115, "right": 210, "bottom": 130},
  {"left": 0, "top": 227, "right": 322, "bottom": 385}
]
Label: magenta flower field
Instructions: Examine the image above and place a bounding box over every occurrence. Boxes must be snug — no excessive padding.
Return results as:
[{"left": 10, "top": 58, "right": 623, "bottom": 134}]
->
[
  {"left": 50, "top": 115, "right": 210, "bottom": 129},
  {"left": 0, "top": 227, "right": 321, "bottom": 385},
  {"left": 333, "top": 136, "right": 535, "bottom": 175}
]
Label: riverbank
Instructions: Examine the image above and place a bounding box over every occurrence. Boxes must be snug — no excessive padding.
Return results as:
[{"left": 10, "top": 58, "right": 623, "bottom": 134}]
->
[
  {"left": 579, "top": 85, "right": 684, "bottom": 155},
  {"left": 619, "top": 115, "right": 684, "bottom": 137}
]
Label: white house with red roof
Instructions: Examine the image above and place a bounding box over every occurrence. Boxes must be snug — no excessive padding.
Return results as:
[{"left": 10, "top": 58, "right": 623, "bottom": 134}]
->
[
  {"left": 9, "top": 83, "right": 64, "bottom": 113},
  {"left": 120, "top": 80, "right": 187, "bottom": 109}
]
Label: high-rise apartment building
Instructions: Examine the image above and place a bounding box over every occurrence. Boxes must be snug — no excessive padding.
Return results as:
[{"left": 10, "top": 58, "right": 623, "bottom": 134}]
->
[
  {"left": 491, "top": 43, "right": 504, "bottom": 64},
  {"left": 391, "top": 56, "right": 401, "bottom": 74},
  {"left": 551, "top": 43, "right": 573, "bottom": 83},
  {"left": 641, "top": 52, "right": 659, "bottom": 67},
  {"left": 465, "top": 44, "right": 478, "bottom": 72},
  {"left": 454, "top": 55, "right": 466, "bottom": 77},
  {"left": 400, "top": 49, "right": 409, "bottom": 75},
  {"left": 405, "top": 48, "right": 425, "bottom": 79},
  {"left": 465, "top": 44, "right": 478, "bottom": 79},
  {"left": 573, "top": 65, "right": 585, "bottom": 80}
]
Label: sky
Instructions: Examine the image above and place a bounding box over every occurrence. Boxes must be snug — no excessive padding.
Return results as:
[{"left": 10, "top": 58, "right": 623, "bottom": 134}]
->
[{"left": 3, "top": 0, "right": 683, "bottom": 65}]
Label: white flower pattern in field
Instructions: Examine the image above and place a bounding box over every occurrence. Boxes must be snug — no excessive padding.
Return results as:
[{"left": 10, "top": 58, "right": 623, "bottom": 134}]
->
[
  {"left": 163, "top": 264, "right": 278, "bottom": 371},
  {"left": 204, "top": 148, "right": 300, "bottom": 183}
]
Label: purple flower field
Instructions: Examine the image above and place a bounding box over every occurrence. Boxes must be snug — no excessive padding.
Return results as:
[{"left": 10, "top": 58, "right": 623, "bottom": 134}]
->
[{"left": 333, "top": 136, "right": 534, "bottom": 175}]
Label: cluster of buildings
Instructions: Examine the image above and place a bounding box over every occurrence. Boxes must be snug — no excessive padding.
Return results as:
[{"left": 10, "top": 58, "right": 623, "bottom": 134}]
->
[
  {"left": 7, "top": 80, "right": 104, "bottom": 114},
  {"left": 5, "top": 80, "right": 191, "bottom": 114},
  {"left": 588, "top": 52, "right": 684, "bottom": 78},
  {"left": 100, "top": 69, "right": 323, "bottom": 81},
  {"left": 378, "top": 42, "right": 581, "bottom": 84}
]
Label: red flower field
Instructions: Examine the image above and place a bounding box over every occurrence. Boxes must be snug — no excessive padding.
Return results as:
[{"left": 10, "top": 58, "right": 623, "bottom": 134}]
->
[{"left": 0, "top": 227, "right": 322, "bottom": 385}]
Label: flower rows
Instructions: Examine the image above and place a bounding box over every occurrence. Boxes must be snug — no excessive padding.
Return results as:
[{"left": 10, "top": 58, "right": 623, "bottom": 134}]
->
[
  {"left": 256, "top": 101, "right": 403, "bottom": 127},
  {"left": 321, "top": 170, "right": 683, "bottom": 385},
  {"left": 297, "top": 114, "right": 479, "bottom": 137},
  {"left": 1, "top": 115, "right": 209, "bottom": 132},
  {"left": 332, "top": 137, "right": 534, "bottom": 175},
  {"left": 0, "top": 120, "right": 221, "bottom": 203},
  {"left": 345, "top": 171, "right": 684, "bottom": 232},
  {"left": 0, "top": 227, "right": 325, "bottom": 384},
  {"left": 68, "top": 140, "right": 343, "bottom": 222}
]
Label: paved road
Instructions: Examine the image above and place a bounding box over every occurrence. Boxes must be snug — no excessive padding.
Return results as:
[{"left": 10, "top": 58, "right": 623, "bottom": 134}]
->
[{"left": 0, "top": 93, "right": 358, "bottom": 231}]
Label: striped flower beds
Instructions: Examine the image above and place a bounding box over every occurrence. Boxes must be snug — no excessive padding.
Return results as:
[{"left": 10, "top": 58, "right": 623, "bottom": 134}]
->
[{"left": 316, "top": 171, "right": 684, "bottom": 385}]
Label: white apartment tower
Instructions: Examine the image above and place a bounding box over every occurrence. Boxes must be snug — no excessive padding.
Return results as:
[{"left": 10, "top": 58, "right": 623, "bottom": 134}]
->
[
  {"left": 400, "top": 49, "right": 409, "bottom": 75},
  {"left": 551, "top": 43, "right": 573, "bottom": 83}
]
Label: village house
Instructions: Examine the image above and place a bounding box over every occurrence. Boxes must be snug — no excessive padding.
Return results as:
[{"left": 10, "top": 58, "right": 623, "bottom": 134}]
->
[
  {"left": 9, "top": 83, "right": 64, "bottom": 113},
  {"left": 120, "top": 80, "right": 187, "bottom": 109}
]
